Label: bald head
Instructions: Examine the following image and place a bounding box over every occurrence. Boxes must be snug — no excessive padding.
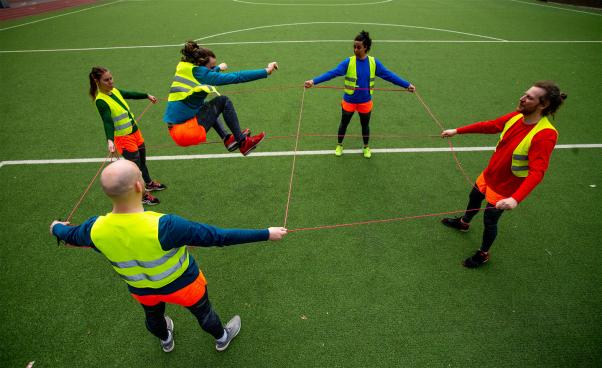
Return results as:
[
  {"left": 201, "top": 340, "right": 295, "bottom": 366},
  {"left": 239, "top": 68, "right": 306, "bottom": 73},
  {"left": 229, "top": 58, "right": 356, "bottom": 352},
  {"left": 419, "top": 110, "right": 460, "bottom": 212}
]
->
[{"left": 100, "top": 160, "right": 143, "bottom": 200}]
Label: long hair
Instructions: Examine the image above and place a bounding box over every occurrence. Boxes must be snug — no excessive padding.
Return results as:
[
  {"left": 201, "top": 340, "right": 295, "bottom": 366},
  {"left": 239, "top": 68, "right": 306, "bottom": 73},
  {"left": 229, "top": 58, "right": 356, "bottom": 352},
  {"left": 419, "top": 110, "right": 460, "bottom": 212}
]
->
[
  {"left": 89, "top": 66, "right": 108, "bottom": 100},
  {"left": 534, "top": 80, "right": 567, "bottom": 117},
  {"left": 180, "top": 40, "right": 216, "bottom": 66},
  {"left": 354, "top": 30, "right": 372, "bottom": 52}
]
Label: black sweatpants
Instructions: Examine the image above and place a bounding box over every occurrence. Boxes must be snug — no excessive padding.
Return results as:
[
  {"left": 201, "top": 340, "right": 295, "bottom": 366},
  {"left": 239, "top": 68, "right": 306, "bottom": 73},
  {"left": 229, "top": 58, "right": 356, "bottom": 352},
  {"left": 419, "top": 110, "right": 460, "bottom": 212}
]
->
[
  {"left": 141, "top": 289, "right": 224, "bottom": 341},
  {"left": 197, "top": 95, "right": 245, "bottom": 143},
  {"left": 338, "top": 109, "right": 371, "bottom": 145},
  {"left": 461, "top": 185, "right": 505, "bottom": 252},
  {"left": 121, "top": 144, "right": 152, "bottom": 184}
]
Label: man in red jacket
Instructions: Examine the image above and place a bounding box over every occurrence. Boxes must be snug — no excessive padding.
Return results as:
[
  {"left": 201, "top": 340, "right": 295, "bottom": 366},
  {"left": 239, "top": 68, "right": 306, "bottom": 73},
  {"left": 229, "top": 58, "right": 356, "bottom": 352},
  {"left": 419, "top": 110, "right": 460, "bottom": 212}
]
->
[{"left": 440, "top": 81, "right": 567, "bottom": 268}]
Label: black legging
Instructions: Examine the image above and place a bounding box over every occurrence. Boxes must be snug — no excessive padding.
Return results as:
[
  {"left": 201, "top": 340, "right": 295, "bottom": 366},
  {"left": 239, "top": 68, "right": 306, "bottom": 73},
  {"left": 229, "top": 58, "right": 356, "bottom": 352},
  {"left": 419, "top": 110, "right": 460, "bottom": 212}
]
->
[
  {"left": 197, "top": 95, "right": 245, "bottom": 143},
  {"left": 121, "top": 143, "right": 152, "bottom": 184},
  {"left": 141, "top": 288, "right": 224, "bottom": 341},
  {"left": 337, "top": 109, "right": 371, "bottom": 145},
  {"left": 461, "top": 185, "right": 505, "bottom": 252}
]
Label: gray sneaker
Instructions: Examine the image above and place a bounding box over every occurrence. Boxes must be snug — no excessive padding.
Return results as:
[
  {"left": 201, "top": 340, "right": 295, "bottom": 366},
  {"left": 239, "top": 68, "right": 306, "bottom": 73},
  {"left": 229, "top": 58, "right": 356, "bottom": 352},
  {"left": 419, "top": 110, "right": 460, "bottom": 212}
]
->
[
  {"left": 215, "top": 315, "right": 241, "bottom": 352},
  {"left": 160, "top": 316, "right": 175, "bottom": 353}
]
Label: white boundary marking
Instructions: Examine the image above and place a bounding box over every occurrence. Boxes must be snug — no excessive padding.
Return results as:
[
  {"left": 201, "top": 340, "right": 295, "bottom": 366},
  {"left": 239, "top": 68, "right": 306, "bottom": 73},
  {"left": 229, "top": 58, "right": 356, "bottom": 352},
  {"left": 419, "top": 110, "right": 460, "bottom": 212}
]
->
[
  {"left": 0, "top": 0, "right": 124, "bottom": 32},
  {"left": 232, "top": 0, "right": 393, "bottom": 5},
  {"left": 507, "top": 0, "right": 602, "bottom": 16},
  {"left": 1, "top": 39, "right": 601, "bottom": 53},
  {"left": 195, "top": 21, "right": 507, "bottom": 42},
  {"left": 1, "top": 144, "right": 601, "bottom": 167}
]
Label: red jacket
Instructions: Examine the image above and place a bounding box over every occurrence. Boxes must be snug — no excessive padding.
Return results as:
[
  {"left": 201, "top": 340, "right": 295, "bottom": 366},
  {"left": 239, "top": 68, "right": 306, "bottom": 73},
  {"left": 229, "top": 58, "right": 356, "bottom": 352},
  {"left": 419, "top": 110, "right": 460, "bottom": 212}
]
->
[{"left": 457, "top": 111, "right": 558, "bottom": 203}]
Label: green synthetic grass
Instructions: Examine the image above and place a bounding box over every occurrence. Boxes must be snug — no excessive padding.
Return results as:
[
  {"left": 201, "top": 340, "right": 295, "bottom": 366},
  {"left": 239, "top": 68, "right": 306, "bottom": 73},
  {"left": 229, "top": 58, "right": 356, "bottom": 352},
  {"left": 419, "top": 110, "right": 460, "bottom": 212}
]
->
[{"left": 1, "top": 0, "right": 601, "bottom": 367}]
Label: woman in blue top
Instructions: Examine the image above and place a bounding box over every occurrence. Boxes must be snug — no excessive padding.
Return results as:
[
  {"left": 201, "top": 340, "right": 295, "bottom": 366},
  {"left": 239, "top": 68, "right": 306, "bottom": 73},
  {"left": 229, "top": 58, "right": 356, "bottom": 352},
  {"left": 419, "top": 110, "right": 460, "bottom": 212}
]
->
[
  {"left": 164, "top": 41, "right": 278, "bottom": 156},
  {"left": 305, "top": 31, "right": 415, "bottom": 158}
]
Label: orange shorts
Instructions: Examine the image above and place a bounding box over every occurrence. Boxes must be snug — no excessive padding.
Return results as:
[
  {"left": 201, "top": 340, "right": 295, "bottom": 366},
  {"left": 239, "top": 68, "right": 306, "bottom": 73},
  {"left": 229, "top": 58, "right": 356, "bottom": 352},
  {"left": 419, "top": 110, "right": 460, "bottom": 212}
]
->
[
  {"left": 476, "top": 172, "right": 505, "bottom": 206},
  {"left": 168, "top": 116, "right": 207, "bottom": 147},
  {"left": 114, "top": 129, "right": 144, "bottom": 154},
  {"left": 132, "top": 272, "right": 208, "bottom": 307},
  {"left": 341, "top": 100, "right": 373, "bottom": 114}
]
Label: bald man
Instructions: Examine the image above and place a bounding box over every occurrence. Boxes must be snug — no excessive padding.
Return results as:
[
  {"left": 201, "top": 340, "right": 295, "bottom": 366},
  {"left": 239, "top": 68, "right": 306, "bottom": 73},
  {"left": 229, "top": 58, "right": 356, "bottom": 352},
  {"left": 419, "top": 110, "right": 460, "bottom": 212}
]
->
[{"left": 50, "top": 160, "right": 287, "bottom": 353}]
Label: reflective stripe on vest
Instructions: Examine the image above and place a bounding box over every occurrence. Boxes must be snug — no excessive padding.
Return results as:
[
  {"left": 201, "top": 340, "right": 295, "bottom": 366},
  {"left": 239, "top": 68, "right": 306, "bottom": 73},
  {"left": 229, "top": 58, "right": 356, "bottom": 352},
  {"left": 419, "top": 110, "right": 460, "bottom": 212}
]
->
[
  {"left": 90, "top": 211, "right": 190, "bottom": 289},
  {"left": 344, "top": 56, "right": 376, "bottom": 95},
  {"left": 497, "top": 113, "right": 558, "bottom": 177},
  {"left": 95, "top": 88, "right": 134, "bottom": 137},
  {"left": 168, "top": 62, "right": 220, "bottom": 102}
]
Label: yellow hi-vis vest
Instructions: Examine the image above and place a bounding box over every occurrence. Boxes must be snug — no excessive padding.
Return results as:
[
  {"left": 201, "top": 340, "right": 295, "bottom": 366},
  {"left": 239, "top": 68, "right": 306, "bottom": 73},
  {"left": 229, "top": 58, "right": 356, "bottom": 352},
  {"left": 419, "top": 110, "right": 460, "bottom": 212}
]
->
[
  {"left": 497, "top": 113, "right": 558, "bottom": 178},
  {"left": 168, "top": 61, "right": 220, "bottom": 102},
  {"left": 344, "top": 56, "right": 376, "bottom": 95},
  {"left": 95, "top": 88, "right": 134, "bottom": 137},
  {"left": 90, "top": 211, "right": 190, "bottom": 289}
]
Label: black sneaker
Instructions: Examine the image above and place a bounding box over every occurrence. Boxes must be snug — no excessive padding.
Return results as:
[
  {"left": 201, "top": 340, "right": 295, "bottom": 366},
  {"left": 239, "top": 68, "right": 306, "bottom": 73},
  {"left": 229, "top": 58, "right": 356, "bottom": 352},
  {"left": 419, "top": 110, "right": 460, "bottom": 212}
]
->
[
  {"left": 462, "top": 250, "right": 489, "bottom": 268},
  {"left": 441, "top": 217, "right": 470, "bottom": 232},
  {"left": 142, "top": 193, "right": 160, "bottom": 206}
]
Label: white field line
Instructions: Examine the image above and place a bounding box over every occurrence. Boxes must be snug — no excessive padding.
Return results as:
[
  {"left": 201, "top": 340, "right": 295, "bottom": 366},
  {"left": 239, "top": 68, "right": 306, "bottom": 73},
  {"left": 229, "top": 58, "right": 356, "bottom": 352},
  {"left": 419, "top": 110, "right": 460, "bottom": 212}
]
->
[
  {"left": 2, "top": 39, "right": 601, "bottom": 54},
  {"left": 232, "top": 0, "right": 393, "bottom": 5},
  {"left": 1, "top": 144, "right": 601, "bottom": 167},
  {"left": 195, "top": 21, "right": 508, "bottom": 42},
  {"left": 0, "top": 0, "right": 124, "bottom": 32},
  {"left": 507, "top": 0, "right": 602, "bottom": 16}
]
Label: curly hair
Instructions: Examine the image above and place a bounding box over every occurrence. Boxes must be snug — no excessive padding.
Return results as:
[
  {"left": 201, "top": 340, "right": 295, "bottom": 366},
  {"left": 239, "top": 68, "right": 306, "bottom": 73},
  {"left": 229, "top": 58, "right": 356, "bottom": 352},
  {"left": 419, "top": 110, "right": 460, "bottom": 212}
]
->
[{"left": 180, "top": 40, "right": 216, "bottom": 66}]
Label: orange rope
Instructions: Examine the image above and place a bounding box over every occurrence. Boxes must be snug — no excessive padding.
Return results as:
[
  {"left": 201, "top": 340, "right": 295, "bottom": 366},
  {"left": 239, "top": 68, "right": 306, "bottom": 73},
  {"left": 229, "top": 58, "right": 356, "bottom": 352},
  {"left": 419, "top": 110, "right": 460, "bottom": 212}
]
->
[
  {"left": 289, "top": 207, "right": 486, "bottom": 233},
  {"left": 283, "top": 87, "right": 306, "bottom": 228},
  {"left": 65, "top": 152, "right": 116, "bottom": 222}
]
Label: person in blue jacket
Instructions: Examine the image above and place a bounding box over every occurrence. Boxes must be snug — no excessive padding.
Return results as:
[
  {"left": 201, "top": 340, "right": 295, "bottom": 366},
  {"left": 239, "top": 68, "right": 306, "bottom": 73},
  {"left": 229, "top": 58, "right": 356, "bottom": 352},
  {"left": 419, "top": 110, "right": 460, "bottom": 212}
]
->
[
  {"left": 50, "top": 160, "right": 288, "bottom": 352},
  {"left": 164, "top": 41, "right": 278, "bottom": 156},
  {"left": 305, "top": 31, "right": 415, "bottom": 158}
]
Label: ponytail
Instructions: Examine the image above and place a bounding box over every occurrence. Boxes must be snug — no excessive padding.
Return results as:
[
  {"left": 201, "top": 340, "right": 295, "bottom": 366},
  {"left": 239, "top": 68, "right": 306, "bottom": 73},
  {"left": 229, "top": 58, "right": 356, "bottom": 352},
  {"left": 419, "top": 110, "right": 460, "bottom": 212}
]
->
[
  {"left": 89, "top": 66, "right": 108, "bottom": 100},
  {"left": 533, "top": 80, "right": 567, "bottom": 117}
]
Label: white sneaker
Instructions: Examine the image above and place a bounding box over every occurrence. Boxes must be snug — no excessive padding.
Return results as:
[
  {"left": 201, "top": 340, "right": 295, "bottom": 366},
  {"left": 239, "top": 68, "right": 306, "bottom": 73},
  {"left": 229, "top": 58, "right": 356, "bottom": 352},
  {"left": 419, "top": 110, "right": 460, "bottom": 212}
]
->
[
  {"left": 215, "top": 315, "right": 241, "bottom": 351},
  {"left": 160, "top": 316, "right": 175, "bottom": 352}
]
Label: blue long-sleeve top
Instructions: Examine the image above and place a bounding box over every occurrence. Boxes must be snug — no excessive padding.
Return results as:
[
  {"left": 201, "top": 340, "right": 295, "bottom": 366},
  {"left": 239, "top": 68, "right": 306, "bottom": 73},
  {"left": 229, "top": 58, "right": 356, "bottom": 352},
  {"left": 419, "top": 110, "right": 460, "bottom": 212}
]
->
[
  {"left": 52, "top": 214, "right": 269, "bottom": 295},
  {"left": 312, "top": 56, "right": 411, "bottom": 104},
  {"left": 163, "top": 65, "right": 268, "bottom": 123}
]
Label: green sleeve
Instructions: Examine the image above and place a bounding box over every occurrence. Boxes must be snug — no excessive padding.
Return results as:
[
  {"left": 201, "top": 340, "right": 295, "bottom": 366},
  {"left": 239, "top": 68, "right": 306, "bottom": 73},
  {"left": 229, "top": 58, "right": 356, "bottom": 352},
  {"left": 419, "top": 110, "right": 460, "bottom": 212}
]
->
[
  {"left": 118, "top": 89, "right": 149, "bottom": 99},
  {"left": 95, "top": 99, "right": 115, "bottom": 141}
]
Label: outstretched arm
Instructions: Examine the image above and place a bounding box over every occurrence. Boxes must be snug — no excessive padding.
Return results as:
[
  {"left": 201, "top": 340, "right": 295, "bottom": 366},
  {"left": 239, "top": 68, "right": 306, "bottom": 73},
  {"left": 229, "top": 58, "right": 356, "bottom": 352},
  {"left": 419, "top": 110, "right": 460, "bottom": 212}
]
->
[
  {"left": 158, "top": 214, "right": 287, "bottom": 250},
  {"left": 193, "top": 63, "right": 275, "bottom": 86},
  {"left": 309, "top": 59, "right": 349, "bottom": 87},
  {"left": 441, "top": 111, "right": 521, "bottom": 138},
  {"left": 50, "top": 217, "right": 98, "bottom": 248},
  {"left": 375, "top": 58, "right": 412, "bottom": 90}
]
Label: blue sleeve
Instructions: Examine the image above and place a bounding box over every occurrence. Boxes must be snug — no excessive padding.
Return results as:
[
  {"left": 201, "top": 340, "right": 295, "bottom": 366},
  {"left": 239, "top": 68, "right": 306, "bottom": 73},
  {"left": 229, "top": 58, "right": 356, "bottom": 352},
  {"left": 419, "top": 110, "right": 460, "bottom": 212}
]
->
[
  {"left": 313, "top": 59, "right": 349, "bottom": 85},
  {"left": 193, "top": 66, "right": 268, "bottom": 86},
  {"left": 375, "top": 58, "right": 410, "bottom": 88},
  {"left": 158, "top": 214, "right": 270, "bottom": 250},
  {"left": 52, "top": 216, "right": 98, "bottom": 248}
]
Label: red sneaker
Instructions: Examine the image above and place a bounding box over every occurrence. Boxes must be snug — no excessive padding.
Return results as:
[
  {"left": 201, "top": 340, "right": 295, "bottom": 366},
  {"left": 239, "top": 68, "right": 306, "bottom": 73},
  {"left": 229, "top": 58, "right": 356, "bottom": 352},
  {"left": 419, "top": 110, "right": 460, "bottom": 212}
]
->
[
  {"left": 239, "top": 132, "right": 265, "bottom": 156},
  {"left": 145, "top": 180, "right": 167, "bottom": 192},
  {"left": 142, "top": 193, "right": 160, "bottom": 206},
  {"left": 223, "top": 128, "right": 251, "bottom": 152}
]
